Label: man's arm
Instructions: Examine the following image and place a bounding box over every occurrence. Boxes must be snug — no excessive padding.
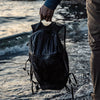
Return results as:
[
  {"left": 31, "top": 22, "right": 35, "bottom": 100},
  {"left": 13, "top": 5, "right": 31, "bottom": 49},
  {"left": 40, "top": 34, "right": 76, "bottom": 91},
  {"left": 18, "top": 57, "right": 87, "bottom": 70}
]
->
[
  {"left": 44, "top": 0, "right": 61, "bottom": 10},
  {"left": 39, "top": 0, "right": 61, "bottom": 21}
]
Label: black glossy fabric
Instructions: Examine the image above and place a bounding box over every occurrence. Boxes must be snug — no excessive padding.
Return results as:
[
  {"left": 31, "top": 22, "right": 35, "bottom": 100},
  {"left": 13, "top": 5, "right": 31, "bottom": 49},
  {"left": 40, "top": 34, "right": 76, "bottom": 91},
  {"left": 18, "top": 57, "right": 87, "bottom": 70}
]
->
[{"left": 29, "top": 22, "right": 69, "bottom": 90}]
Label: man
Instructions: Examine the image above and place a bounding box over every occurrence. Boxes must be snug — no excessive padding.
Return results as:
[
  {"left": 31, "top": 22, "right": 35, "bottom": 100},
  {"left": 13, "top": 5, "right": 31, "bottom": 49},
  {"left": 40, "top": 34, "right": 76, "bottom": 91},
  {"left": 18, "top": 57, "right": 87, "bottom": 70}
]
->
[{"left": 39, "top": 0, "right": 100, "bottom": 100}]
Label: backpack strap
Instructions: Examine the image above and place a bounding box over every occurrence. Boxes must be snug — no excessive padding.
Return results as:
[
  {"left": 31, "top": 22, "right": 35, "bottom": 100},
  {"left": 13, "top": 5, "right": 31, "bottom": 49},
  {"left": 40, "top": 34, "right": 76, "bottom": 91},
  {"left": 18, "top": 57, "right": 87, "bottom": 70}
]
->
[
  {"left": 30, "top": 63, "right": 40, "bottom": 94},
  {"left": 64, "top": 25, "right": 66, "bottom": 49},
  {"left": 23, "top": 59, "right": 40, "bottom": 94},
  {"left": 23, "top": 59, "right": 30, "bottom": 75},
  {"left": 63, "top": 24, "right": 77, "bottom": 99},
  {"left": 65, "top": 73, "right": 77, "bottom": 100},
  {"left": 69, "top": 73, "right": 77, "bottom": 85}
]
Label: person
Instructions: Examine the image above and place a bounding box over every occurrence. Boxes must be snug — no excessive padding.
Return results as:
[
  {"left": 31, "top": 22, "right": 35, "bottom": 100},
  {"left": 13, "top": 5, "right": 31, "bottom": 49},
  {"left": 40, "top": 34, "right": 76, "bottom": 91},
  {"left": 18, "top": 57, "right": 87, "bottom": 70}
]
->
[{"left": 39, "top": 0, "right": 100, "bottom": 100}]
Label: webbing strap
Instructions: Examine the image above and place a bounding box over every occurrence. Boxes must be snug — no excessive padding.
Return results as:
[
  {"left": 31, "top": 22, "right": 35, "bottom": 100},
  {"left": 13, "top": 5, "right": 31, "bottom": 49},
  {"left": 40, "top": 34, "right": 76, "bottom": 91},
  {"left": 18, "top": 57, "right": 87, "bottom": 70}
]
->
[
  {"left": 64, "top": 25, "right": 66, "bottom": 49},
  {"left": 23, "top": 59, "right": 29, "bottom": 75},
  {"left": 69, "top": 73, "right": 77, "bottom": 85},
  {"left": 30, "top": 63, "right": 40, "bottom": 94},
  {"left": 68, "top": 73, "right": 77, "bottom": 100},
  {"left": 71, "top": 84, "right": 74, "bottom": 100},
  {"left": 23, "top": 59, "right": 39, "bottom": 94}
]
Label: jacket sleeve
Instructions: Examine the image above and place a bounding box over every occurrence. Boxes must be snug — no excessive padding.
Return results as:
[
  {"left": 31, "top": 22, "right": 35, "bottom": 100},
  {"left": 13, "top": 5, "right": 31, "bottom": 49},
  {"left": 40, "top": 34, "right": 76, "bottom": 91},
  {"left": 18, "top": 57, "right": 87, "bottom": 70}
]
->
[{"left": 44, "top": 0, "right": 61, "bottom": 10}]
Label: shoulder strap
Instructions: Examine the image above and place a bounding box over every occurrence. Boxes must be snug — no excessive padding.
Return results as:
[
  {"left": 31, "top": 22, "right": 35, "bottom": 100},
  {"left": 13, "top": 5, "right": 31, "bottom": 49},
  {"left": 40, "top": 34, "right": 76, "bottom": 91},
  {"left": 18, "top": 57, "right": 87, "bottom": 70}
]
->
[{"left": 64, "top": 25, "right": 66, "bottom": 49}]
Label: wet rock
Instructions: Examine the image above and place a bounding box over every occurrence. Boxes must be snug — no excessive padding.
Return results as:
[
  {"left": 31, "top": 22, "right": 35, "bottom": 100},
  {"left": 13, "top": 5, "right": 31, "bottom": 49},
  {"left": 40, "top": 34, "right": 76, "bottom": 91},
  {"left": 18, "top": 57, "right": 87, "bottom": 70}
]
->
[
  {"left": 57, "top": 1, "right": 87, "bottom": 21},
  {"left": 75, "top": 83, "right": 93, "bottom": 99}
]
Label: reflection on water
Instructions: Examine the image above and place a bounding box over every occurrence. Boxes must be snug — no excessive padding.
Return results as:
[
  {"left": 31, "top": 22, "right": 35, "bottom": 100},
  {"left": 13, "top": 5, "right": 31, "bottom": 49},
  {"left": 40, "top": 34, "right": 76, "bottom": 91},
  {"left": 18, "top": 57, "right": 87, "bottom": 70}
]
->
[{"left": 0, "top": 0, "right": 43, "bottom": 38}]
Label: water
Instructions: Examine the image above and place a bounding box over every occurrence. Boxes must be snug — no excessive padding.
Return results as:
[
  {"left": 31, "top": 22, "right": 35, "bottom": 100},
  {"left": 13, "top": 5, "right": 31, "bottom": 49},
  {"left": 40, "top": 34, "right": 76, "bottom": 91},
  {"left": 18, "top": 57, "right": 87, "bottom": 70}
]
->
[
  {"left": 0, "top": 0, "right": 93, "bottom": 100},
  {"left": 0, "top": 0, "right": 44, "bottom": 38}
]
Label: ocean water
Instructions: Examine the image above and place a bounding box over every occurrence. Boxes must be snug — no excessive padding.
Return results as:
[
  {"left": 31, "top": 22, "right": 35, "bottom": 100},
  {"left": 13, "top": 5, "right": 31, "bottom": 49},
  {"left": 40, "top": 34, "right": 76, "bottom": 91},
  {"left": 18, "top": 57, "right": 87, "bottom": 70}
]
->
[{"left": 0, "top": 0, "right": 93, "bottom": 100}]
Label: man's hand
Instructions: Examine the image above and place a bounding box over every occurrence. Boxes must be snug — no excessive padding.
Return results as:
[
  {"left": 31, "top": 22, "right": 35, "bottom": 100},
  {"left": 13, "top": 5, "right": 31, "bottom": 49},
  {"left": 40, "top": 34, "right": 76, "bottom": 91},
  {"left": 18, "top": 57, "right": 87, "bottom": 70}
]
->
[{"left": 39, "top": 5, "right": 54, "bottom": 21}]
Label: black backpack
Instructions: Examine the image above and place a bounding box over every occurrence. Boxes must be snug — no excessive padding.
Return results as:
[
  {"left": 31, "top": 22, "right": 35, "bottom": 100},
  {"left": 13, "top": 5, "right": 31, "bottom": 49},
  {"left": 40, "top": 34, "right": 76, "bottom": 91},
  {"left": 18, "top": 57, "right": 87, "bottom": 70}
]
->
[{"left": 24, "top": 22, "right": 77, "bottom": 99}]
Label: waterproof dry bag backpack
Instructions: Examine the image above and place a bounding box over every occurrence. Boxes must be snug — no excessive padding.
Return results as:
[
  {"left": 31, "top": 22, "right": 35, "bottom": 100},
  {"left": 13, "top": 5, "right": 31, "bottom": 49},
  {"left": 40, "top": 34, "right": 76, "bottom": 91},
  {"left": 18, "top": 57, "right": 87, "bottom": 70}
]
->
[{"left": 24, "top": 22, "right": 77, "bottom": 99}]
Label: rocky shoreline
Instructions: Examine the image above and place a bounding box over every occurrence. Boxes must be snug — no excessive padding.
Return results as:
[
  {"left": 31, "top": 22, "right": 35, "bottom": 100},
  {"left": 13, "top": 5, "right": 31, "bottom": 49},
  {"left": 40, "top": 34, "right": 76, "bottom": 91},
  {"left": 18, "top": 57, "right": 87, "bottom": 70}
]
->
[{"left": 59, "top": 0, "right": 87, "bottom": 20}]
